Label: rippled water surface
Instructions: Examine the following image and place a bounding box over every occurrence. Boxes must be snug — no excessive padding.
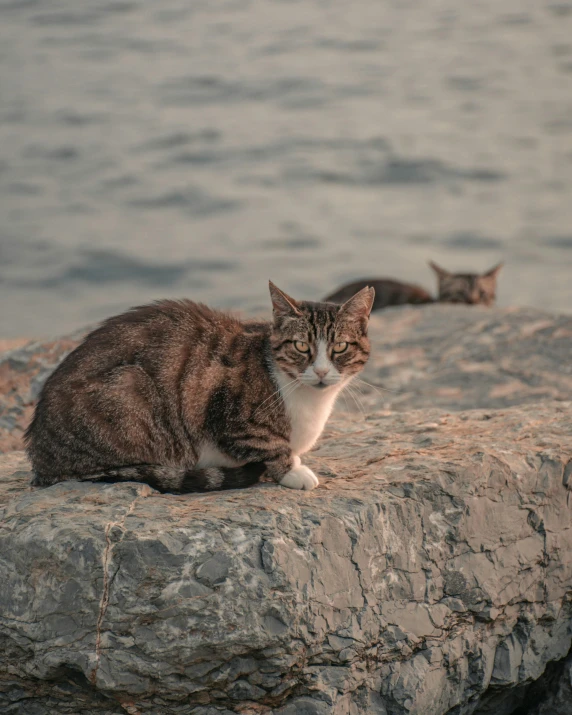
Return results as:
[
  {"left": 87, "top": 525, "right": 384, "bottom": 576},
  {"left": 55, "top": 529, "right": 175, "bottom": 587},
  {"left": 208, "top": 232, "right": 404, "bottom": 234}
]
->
[{"left": 2, "top": 0, "right": 572, "bottom": 335}]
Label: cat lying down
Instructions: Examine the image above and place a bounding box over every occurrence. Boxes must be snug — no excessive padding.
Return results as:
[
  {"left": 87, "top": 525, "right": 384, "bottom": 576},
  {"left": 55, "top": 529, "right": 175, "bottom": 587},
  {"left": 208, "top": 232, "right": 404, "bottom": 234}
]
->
[
  {"left": 26, "top": 283, "right": 374, "bottom": 494},
  {"left": 324, "top": 261, "right": 503, "bottom": 310}
]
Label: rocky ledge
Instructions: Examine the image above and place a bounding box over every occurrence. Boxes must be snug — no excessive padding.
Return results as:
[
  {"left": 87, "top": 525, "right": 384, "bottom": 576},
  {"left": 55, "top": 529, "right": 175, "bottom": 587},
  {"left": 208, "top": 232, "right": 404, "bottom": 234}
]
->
[{"left": 0, "top": 305, "right": 571, "bottom": 715}]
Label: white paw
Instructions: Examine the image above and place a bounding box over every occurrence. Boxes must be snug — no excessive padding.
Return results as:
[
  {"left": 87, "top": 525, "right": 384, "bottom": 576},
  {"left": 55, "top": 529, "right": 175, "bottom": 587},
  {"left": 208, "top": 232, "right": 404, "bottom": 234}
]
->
[{"left": 280, "top": 465, "right": 319, "bottom": 491}]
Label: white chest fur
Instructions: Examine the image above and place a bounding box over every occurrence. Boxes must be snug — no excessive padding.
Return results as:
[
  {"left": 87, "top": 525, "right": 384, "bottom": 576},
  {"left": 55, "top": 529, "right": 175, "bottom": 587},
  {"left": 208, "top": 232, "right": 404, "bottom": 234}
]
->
[{"left": 277, "top": 376, "right": 343, "bottom": 456}]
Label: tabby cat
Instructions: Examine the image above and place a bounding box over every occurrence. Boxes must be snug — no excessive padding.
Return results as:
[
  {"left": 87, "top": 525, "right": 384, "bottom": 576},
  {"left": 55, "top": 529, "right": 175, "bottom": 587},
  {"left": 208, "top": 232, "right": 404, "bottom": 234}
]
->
[
  {"left": 324, "top": 261, "right": 502, "bottom": 310},
  {"left": 324, "top": 278, "right": 432, "bottom": 309},
  {"left": 429, "top": 261, "right": 502, "bottom": 305},
  {"left": 26, "top": 283, "right": 374, "bottom": 493}
]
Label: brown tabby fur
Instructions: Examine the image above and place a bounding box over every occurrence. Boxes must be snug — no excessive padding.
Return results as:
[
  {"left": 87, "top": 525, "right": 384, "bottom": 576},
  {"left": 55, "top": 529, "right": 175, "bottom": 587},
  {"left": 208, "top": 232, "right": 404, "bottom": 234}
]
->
[
  {"left": 25, "top": 283, "right": 373, "bottom": 493},
  {"left": 324, "top": 261, "right": 503, "bottom": 310},
  {"left": 429, "top": 261, "right": 502, "bottom": 305},
  {"left": 324, "top": 278, "right": 433, "bottom": 309}
]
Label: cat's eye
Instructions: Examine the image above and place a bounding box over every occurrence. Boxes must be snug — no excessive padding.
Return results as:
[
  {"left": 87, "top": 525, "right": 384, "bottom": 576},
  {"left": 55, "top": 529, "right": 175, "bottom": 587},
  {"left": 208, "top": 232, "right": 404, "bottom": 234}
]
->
[
  {"left": 294, "top": 341, "right": 310, "bottom": 353},
  {"left": 333, "top": 341, "right": 348, "bottom": 353}
]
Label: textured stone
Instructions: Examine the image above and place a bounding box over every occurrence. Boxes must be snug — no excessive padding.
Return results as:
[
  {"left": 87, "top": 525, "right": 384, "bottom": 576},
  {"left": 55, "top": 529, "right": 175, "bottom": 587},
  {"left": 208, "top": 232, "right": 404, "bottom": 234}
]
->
[
  {"left": 0, "top": 401, "right": 571, "bottom": 713},
  {"left": 0, "top": 306, "right": 571, "bottom": 714},
  {"left": 0, "top": 331, "right": 85, "bottom": 453},
  {"left": 357, "top": 304, "right": 572, "bottom": 413}
]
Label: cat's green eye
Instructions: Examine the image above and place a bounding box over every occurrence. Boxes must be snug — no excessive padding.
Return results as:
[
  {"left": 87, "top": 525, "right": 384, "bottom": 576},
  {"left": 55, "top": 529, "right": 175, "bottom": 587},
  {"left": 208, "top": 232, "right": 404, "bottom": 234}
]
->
[
  {"left": 333, "top": 341, "right": 348, "bottom": 353},
  {"left": 294, "top": 341, "right": 310, "bottom": 353}
]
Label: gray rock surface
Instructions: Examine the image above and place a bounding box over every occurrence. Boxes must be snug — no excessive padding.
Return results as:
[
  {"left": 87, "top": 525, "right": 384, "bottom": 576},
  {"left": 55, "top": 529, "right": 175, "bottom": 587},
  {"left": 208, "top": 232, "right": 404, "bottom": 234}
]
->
[
  {"left": 0, "top": 328, "right": 86, "bottom": 453},
  {"left": 360, "top": 304, "right": 572, "bottom": 412},
  {"left": 0, "top": 305, "right": 571, "bottom": 714}
]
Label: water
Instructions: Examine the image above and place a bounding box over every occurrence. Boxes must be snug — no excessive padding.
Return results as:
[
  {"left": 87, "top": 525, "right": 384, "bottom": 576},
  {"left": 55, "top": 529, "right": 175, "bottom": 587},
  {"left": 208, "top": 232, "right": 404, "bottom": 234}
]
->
[{"left": 2, "top": 0, "right": 572, "bottom": 337}]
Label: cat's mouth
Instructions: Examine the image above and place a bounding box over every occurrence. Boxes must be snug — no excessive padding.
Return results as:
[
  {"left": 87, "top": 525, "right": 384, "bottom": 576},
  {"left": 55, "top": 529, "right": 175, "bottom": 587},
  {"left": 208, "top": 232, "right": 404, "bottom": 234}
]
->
[
  {"left": 298, "top": 379, "right": 336, "bottom": 390},
  {"left": 298, "top": 376, "right": 342, "bottom": 390}
]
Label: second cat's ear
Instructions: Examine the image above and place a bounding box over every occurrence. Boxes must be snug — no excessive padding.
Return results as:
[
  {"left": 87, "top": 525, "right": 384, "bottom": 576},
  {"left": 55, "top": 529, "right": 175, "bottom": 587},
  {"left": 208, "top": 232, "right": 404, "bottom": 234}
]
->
[
  {"left": 269, "top": 281, "right": 302, "bottom": 319},
  {"left": 338, "top": 286, "right": 375, "bottom": 321},
  {"left": 483, "top": 262, "right": 503, "bottom": 278},
  {"left": 429, "top": 260, "right": 451, "bottom": 278}
]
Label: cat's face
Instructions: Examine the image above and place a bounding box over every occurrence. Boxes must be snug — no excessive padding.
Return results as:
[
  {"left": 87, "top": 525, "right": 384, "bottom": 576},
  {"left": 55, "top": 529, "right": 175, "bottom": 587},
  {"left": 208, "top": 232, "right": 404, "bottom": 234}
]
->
[
  {"left": 430, "top": 261, "right": 503, "bottom": 306},
  {"left": 269, "top": 282, "right": 374, "bottom": 389}
]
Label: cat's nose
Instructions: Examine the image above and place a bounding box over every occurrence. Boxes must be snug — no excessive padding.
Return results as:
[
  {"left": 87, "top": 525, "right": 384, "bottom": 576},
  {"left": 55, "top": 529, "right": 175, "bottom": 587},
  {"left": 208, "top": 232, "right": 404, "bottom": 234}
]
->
[{"left": 313, "top": 367, "right": 329, "bottom": 379}]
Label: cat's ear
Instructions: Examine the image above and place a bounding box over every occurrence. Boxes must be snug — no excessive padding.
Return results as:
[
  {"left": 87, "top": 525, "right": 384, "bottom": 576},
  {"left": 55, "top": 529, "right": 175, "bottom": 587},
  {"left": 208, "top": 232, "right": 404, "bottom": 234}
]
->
[
  {"left": 483, "top": 262, "right": 503, "bottom": 278},
  {"left": 429, "top": 260, "right": 451, "bottom": 279},
  {"left": 269, "top": 281, "right": 302, "bottom": 320},
  {"left": 338, "top": 286, "right": 375, "bottom": 322}
]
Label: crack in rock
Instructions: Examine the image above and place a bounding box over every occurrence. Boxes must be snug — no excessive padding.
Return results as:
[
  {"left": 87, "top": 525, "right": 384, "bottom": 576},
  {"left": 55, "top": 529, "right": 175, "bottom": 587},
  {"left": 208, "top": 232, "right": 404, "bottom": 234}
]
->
[{"left": 91, "top": 489, "right": 150, "bottom": 687}]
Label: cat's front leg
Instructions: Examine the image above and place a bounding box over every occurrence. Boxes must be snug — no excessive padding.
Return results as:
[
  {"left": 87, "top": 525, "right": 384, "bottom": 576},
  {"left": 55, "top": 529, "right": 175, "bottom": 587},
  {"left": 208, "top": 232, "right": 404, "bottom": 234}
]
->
[
  {"left": 219, "top": 440, "right": 319, "bottom": 491},
  {"left": 264, "top": 454, "right": 319, "bottom": 491},
  {"left": 278, "top": 455, "right": 319, "bottom": 491}
]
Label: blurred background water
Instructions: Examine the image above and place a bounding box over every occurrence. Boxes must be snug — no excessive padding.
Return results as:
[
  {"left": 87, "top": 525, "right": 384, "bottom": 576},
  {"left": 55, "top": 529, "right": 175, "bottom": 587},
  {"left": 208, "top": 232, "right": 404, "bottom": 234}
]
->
[{"left": 1, "top": 0, "right": 572, "bottom": 337}]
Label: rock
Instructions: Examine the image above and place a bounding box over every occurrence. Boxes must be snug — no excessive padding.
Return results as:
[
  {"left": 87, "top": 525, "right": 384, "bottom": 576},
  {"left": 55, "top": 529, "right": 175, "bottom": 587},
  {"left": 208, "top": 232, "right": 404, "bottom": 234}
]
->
[
  {"left": 358, "top": 304, "right": 572, "bottom": 413},
  {"left": 0, "top": 405, "right": 571, "bottom": 714},
  {"left": 0, "top": 305, "right": 571, "bottom": 714},
  {"left": 527, "top": 651, "right": 572, "bottom": 715},
  {"left": 274, "top": 697, "right": 331, "bottom": 714},
  {"left": 0, "top": 331, "right": 84, "bottom": 453}
]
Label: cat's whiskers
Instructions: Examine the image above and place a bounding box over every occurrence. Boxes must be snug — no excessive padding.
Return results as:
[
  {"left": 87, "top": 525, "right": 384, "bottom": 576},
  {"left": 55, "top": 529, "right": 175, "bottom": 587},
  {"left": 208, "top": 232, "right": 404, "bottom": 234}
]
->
[
  {"left": 351, "top": 380, "right": 376, "bottom": 403},
  {"left": 340, "top": 389, "right": 352, "bottom": 414},
  {"left": 261, "top": 382, "right": 302, "bottom": 422},
  {"left": 349, "top": 388, "right": 366, "bottom": 418},
  {"left": 353, "top": 377, "right": 396, "bottom": 394},
  {"left": 256, "top": 392, "right": 291, "bottom": 420},
  {"left": 254, "top": 377, "right": 298, "bottom": 416},
  {"left": 351, "top": 381, "right": 378, "bottom": 412},
  {"left": 256, "top": 380, "right": 300, "bottom": 420},
  {"left": 343, "top": 381, "right": 366, "bottom": 418}
]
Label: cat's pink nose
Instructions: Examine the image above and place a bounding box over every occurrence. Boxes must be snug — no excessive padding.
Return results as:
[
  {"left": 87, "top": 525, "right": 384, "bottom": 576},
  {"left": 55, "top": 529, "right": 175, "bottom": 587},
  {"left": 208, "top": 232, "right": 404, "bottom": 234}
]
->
[{"left": 313, "top": 367, "right": 329, "bottom": 379}]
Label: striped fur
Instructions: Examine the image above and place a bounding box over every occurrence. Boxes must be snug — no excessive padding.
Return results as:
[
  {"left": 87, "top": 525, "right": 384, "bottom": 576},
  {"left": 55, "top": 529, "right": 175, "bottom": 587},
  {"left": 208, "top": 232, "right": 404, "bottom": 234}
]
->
[
  {"left": 430, "top": 261, "right": 502, "bottom": 306},
  {"left": 325, "top": 262, "right": 502, "bottom": 311},
  {"left": 324, "top": 278, "right": 433, "bottom": 309},
  {"left": 25, "top": 283, "right": 374, "bottom": 493}
]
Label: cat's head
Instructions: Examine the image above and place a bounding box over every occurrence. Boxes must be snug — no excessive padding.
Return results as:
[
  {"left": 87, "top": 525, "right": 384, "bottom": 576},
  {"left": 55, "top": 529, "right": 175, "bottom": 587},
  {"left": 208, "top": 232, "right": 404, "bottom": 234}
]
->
[
  {"left": 429, "top": 261, "right": 503, "bottom": 305},
  {"left": 268, "top": 281, "right": 374, "bottom": 389}
]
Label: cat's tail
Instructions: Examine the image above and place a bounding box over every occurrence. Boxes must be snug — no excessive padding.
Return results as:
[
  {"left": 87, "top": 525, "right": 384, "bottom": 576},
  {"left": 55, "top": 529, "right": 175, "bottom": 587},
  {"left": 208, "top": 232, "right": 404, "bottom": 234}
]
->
[{"left": 31, "top": 463, "right": 266, "bottom": 493}]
